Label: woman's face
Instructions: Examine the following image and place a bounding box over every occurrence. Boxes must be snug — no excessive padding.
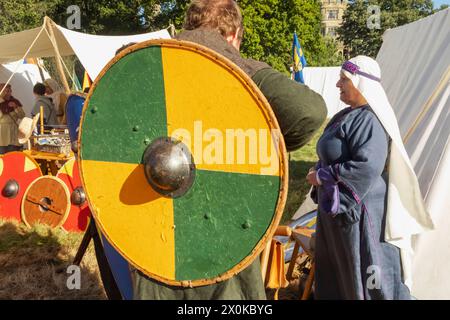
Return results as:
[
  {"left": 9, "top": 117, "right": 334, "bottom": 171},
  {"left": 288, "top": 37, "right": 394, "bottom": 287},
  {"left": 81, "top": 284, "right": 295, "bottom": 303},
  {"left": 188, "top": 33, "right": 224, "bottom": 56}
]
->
[{"left": 336, "top": 72, "right": 360, "bottom": 106}]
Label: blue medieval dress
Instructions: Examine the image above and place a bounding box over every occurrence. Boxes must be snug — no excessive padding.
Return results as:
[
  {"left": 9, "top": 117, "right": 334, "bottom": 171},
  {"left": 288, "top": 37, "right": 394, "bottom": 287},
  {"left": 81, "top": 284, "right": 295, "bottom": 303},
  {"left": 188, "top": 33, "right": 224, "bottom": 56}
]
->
[{"left": 313, "top": 105, "right": 411, "bottom": 300}]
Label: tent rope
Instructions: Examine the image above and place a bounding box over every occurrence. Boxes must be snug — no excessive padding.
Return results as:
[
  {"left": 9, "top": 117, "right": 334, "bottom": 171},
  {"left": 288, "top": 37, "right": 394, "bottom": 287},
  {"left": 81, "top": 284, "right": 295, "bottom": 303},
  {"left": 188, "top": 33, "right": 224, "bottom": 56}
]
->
[
  {"left": 403, "top": 66, "right": 450, "bottom": 143},
  {"left": 43, "top": 26, "right": 77, "bottom": 89},
  {"left": 425, "top": 134, "right": 450, "bottom": 199},
  {"left": 0, "top": 25, "right": 47, "bottom": 97}
]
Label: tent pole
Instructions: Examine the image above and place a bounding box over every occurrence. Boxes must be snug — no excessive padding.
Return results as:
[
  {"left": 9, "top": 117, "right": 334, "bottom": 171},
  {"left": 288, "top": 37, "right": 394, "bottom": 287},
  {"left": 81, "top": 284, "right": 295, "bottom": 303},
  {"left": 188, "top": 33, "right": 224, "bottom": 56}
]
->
[
  {"left": 45, "top": 17, "right": 71, "bottom": 94},
  {"left": 31, "top": 58, "right": 46, "bottom": 82},
  {"left": 38, "top": 66, "right": 46, "bottom": 82}
]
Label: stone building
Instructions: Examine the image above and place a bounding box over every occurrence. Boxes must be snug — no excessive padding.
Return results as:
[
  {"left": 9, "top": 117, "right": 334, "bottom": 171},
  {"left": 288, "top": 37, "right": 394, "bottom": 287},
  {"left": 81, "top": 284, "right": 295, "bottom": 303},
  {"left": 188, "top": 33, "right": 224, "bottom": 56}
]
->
[
  {"left": 321, "top": 0, "right": 348, "bottom": 38},
  {"left": 320, "top": 0, "right": 348, "bottom": 54}
]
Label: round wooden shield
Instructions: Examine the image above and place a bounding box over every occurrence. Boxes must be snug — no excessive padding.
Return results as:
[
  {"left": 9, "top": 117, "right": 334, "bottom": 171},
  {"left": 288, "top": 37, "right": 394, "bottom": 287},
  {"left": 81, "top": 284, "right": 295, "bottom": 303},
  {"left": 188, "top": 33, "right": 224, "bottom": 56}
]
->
[
  {"left": 79, "top": 39, "right": 288, "bottom": 287},
  {"left": 0, "top": 152, "right": 42, "bottom": 221},
  {"left": 57, "top": 158, "right": 90, "bottom": 232},
  {"left": 21, "top": 176, "right": 70, "bottom": 228}
]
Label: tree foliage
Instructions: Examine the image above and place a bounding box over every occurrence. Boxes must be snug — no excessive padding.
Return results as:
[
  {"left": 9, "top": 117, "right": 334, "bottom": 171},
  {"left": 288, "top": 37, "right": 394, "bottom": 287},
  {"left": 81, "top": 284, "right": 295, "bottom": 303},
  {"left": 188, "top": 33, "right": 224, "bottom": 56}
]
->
[
  {"left": 152, "top": 0, "right": 344, "bottom": 71},
  {"left": 238, "top": 0, "right": 342, "bottom": 71},
  {"left": 338, "top": 0, "right": 433, "bottom": 58},
  {"left": 1, "top": 0, "right": 344, "bottom": 73},
  {"left": 0, "top": 0, "right": 161, "bottom": 35},
  {"left": 50, "top": 0, "right": 161, "bottom": 35},
  {"left": 0, "top": 0, "right": 59, "bottom": 34}
]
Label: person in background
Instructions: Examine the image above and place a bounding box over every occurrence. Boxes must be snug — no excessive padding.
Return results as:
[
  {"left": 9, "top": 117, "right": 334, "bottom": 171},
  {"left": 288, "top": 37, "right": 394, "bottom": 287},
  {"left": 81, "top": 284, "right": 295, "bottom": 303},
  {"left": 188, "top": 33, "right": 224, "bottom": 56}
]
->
[
  {"left": 31, "top": 83, "right": 57, "bottom": 130},
  {"left": 0, "top": 83, "right": 25, "bottom": 154},
  {"left": 115, "top": 42, "right": 137, "bottom": 56},
  {"left": 44, "top": 79, "right": 68, "bottom": 125}
]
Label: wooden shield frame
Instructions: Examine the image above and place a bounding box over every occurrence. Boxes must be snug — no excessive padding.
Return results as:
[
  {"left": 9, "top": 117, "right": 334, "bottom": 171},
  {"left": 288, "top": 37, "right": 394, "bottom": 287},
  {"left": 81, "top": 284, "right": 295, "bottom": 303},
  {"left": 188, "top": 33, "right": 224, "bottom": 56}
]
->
[
  {"left": 78, "top": 39, "right": 288, "bottom": 287},
  {"left": 0, "top": 151, "right": 42, "bottom": 222}
]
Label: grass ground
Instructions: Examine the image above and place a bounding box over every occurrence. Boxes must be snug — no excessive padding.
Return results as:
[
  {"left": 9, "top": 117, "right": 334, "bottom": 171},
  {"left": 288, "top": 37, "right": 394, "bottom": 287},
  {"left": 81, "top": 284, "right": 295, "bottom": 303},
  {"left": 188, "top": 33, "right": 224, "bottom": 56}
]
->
[
  {"left": 0, "top": 125, "right": 324, "bottom": 300},
  {"left": 281, "top": 125, "right": 323, "bottom": 224},
  {"left": 0, "top": 218, "right": 106, "bottom": 299}
]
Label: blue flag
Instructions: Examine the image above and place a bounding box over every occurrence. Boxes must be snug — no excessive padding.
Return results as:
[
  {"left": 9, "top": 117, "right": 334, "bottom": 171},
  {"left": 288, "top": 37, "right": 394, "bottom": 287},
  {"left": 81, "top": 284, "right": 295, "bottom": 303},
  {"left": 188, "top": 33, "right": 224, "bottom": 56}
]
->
[{"left": 292, "top": 32, "right": 307, "bottom": 84}]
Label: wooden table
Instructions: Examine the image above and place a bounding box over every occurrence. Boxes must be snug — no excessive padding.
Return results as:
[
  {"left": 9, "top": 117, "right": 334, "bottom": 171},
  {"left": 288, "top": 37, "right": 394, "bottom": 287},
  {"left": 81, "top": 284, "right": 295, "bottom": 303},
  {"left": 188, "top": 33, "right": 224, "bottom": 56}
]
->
[{"left": 23, "top": 150, "right": 75, "bottom": 175}]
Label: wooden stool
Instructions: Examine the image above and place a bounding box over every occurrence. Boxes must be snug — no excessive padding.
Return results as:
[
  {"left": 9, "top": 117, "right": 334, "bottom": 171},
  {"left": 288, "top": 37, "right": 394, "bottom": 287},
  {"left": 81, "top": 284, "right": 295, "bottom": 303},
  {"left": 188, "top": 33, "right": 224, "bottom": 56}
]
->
[{"left": 286, "top": 227, "right": 315, "bottom": 300}]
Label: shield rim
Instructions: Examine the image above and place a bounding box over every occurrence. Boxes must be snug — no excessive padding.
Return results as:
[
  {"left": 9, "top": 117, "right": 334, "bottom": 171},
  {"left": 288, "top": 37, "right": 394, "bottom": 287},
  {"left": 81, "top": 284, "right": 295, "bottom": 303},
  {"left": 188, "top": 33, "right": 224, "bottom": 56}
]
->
[
  {"left": 78, "top": 39, "right": 289, "bottom": 287},
  {"left": 56, "top": 158, "right": 91, "bottom": 233},
  {"left": 20, "top": 175, "right": 71, "bottom": 229},
  {"left": 0, "top": 151, "right": 43, "bottom": 221},
  {"left": 0, "top": 151, "right": 43, "bottom": 178}
]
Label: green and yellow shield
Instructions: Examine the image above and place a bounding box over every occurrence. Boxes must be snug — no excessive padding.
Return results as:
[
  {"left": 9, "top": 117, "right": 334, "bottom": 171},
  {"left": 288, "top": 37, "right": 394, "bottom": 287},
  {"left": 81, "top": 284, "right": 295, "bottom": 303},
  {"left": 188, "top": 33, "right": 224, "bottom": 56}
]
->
[{"left": 79, "top": 39, "right": 288, "bottom": 287}]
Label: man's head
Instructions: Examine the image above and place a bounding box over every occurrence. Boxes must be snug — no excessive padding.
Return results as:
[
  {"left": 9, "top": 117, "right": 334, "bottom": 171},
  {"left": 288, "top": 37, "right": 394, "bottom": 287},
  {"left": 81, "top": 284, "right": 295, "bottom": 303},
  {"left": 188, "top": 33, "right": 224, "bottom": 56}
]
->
[
  {"left": 184, "top": 0, "right": 244, "bottom": 50},
  {"left": 33, "top": 83, "right": 47, "bottom": 97}
]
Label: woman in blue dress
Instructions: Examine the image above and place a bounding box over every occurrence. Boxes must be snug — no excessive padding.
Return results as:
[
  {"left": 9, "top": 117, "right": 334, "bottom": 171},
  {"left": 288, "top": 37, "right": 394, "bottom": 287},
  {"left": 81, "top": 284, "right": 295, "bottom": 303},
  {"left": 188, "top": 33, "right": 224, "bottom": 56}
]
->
[{"left": 306, "top": 56, "right": 434, "bottom": 299}]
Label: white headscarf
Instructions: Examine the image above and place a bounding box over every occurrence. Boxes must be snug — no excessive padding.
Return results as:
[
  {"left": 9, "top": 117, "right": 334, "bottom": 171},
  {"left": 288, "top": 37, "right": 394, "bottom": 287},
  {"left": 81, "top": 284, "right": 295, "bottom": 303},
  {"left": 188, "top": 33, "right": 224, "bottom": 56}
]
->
[
  {"left": 342, "top": 56, "right": 435, "bottom": 290},
  {"left": 44, "top": 78, "right": 64, "bottom": 109}
]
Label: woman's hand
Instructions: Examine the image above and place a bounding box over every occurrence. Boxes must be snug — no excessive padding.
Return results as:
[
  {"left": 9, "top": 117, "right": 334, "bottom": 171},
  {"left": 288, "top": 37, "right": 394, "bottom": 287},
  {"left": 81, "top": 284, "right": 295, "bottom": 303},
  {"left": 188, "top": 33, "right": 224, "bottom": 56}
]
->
[{"left": 306, "top": 170, "right": 320, "bottom": 186}]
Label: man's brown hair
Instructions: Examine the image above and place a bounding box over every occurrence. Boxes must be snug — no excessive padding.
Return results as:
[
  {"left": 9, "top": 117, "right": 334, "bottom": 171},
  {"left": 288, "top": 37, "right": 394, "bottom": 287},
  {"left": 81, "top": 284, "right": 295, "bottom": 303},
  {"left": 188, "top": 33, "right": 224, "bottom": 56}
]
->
[{"left": 184, "top": 0, "right": 244, "bottom": 40}]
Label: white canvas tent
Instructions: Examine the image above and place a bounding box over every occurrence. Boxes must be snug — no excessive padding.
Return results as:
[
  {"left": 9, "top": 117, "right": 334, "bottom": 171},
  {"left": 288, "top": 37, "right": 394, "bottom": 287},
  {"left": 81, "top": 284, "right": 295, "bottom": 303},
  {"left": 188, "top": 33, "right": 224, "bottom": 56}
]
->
[
  {"left": 304, "top": 66, "right": 346, "bottom": 117},
  {"left": 377, "top": 8, "right": 450, "bottom": 299},
  {"left": 0, "top": 62, "right": 50, "bottom": 114},
  {"left": 0, "top": 16, "right": 170, "bottom": 113}
]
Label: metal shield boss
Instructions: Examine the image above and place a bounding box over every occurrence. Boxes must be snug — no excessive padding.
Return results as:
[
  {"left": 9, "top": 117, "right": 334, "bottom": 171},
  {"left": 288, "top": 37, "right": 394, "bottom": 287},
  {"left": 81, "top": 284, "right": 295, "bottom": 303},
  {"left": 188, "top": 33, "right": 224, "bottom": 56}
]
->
[{"left": 79, "top": 40, "right": 287, "bottom": 286}]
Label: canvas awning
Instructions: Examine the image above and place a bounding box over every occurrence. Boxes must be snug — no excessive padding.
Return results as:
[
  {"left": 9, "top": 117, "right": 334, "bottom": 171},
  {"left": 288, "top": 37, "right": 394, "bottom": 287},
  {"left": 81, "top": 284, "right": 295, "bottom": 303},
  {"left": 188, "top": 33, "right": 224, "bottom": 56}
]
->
[
  {"left": 0, "top": 17, "right": 171, "bottom": 87},
  {"left": 377, "top": 7, "right": 450, "bottom": 299},
  {"left": 0, "top": 24, "right": 73, "bottom": 64}
]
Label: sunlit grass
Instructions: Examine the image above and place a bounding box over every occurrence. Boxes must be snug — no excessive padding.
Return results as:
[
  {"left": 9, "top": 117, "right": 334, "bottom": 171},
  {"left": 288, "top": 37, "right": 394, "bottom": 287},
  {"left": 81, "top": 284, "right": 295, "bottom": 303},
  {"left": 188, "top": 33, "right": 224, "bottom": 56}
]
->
[
  {"left": 281, "top": 124, "right": 325, "bottom": 224},
  {"left": 0, "top": 218, "right": 106, "bottom": 300}
]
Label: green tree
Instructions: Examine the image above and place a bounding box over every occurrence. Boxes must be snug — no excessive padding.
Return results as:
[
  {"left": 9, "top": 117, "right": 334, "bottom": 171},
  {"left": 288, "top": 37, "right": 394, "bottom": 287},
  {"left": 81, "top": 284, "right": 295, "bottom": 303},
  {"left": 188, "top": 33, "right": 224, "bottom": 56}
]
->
[
  {"left": 338, "top": 0, "right": 433, "bottom": 58},
  {"left": 433, "top": 4, "right": 449, "bottom": 12},
  {"left": 0, "top": 0, "right": 161, "bottom": 87},
  {"left": 50, "top": 0, "right": 161, "bottom": 35},
  {"left": 239, "top": 0, "right": 329, "bottom": 71},
  {"left": 1, "top": 0, "right": 343, "bottom": 73},
  {"left": 153, "top": 0, "right": 343, "bottom": 72},
  {"left": 0, "top": 0, "right": 161, "bottom": 36},
  {"left": 0, "top": 0, "right": 60, "bottom": 35}
]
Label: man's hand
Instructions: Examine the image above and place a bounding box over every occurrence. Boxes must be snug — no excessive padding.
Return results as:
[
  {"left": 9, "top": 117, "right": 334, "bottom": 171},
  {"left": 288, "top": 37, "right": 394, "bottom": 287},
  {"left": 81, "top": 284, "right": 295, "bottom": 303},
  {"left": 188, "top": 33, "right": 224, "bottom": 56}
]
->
[{"left": 306, "top": 170, "right": 320, "bottom": 186}]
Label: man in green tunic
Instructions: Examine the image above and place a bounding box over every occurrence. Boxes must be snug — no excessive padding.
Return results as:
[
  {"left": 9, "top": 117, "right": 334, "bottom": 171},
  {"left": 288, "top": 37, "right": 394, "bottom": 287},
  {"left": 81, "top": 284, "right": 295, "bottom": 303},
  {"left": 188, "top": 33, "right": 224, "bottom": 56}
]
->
[{"left": 132, "top": 0, "right": 327, "bottom": 299}]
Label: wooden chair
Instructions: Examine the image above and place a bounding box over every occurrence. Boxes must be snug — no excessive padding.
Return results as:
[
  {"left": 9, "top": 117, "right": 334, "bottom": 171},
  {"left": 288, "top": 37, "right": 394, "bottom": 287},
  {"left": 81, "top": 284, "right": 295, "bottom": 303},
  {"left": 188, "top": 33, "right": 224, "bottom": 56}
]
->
[
  {"left": 286, "top": 226, "right": 315, "bottom": 300},
  {"left": 261, "top": 225, "right": 315, "bottom": 300}
]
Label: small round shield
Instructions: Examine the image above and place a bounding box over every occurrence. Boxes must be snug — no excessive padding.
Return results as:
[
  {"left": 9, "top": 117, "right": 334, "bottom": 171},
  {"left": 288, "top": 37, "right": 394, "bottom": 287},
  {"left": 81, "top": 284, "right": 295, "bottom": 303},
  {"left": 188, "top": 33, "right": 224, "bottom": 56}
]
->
[
  {"left": 0, "top": 152, "right": 42, "bottom": 221},
  {"left": 21, "top": 176, "right": 70, "bottom": 228},
  {"left": 57, "top": 158, "right": 91, "bottom": 232},
  {"left": 79, "top": 39, "right": 288, "bottom": 286}
]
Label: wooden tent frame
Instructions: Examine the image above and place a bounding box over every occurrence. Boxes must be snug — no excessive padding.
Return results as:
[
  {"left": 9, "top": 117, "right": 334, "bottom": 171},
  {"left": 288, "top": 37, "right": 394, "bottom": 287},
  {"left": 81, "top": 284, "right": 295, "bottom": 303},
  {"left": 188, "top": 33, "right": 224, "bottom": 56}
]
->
[{"left": 0, "top": 16, "right": 72, "bottom": 98}]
